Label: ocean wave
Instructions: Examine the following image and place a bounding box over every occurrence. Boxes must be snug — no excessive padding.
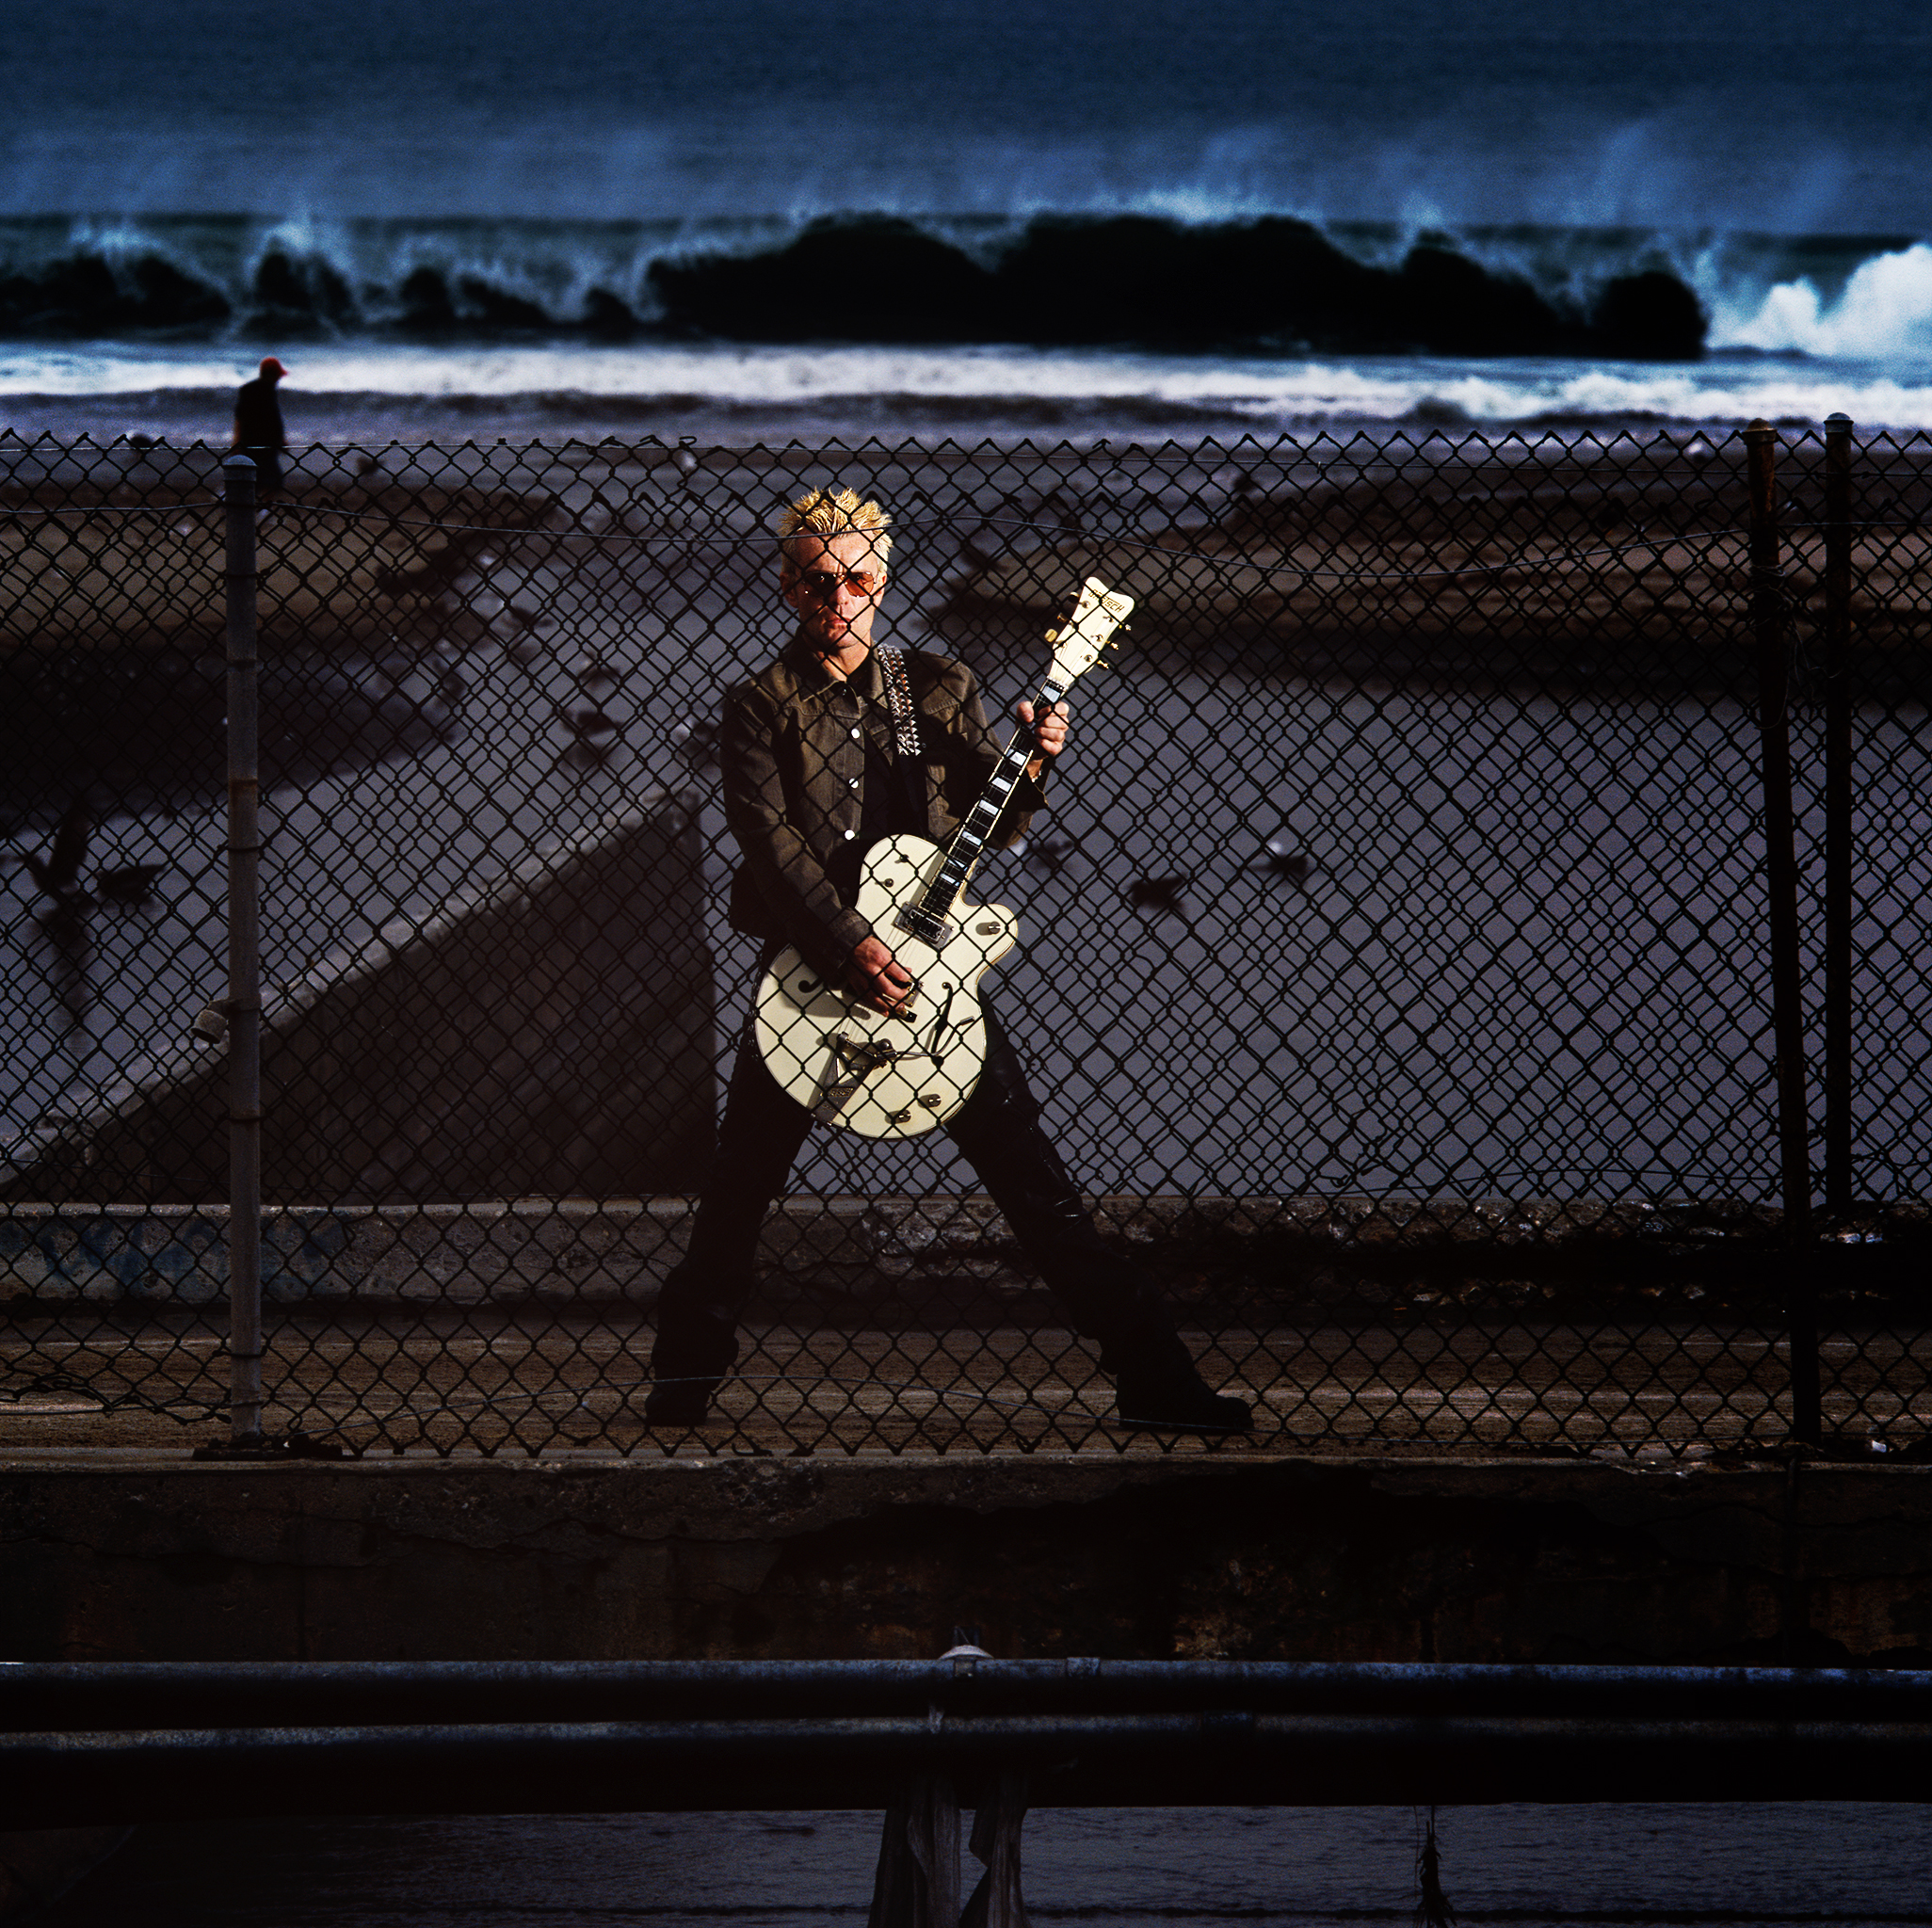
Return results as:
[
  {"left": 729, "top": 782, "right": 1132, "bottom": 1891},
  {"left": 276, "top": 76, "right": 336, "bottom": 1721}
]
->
[
  {"left": 0, "top": 210, "right": 1712, "bottom": 361},
  {"left": 643, "top": 215, "right": 1707, "bottom": 360},
  {"left": 8, "top": 209, "right": 1932, "bottom": 371},
  {"left": 1712, "top": 241, "right": 1932, "bottom": 360}
]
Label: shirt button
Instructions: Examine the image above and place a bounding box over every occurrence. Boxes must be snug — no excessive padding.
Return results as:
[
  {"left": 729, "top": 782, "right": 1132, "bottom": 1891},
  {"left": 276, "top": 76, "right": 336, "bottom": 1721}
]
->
[
  {"left": 843, "top": 829, "right": 857, "bottom": 840},
  {"left": 850, "top": 728, "right": 861, "bottom": 740},
  {"left": 848, "top": 777, "right": 861, "bottom": 788}
]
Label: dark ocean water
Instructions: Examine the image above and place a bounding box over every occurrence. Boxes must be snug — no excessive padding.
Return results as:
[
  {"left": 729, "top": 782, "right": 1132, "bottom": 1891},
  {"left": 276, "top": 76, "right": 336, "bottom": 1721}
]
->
[
  {"left": 38, "top": 1808, "right": 1932, "bottom": 1928},
  {"left": 0, "top": 0, "right": 1928, "bottom": 435}
]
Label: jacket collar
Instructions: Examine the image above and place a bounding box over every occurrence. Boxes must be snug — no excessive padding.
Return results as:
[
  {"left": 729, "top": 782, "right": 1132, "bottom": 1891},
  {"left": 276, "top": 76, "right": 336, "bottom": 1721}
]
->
[{"left": 781, "top": 629, "right": 888, "bottom": 704}]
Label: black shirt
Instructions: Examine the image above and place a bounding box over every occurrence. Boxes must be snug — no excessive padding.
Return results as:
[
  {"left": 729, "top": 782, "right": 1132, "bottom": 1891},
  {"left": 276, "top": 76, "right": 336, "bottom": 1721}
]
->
[
  {"left": 826, "top": 692, "right": 925, "bottom": 900},
  {"left": 234, "top": 376, "right": 285, "bottom": 449}
]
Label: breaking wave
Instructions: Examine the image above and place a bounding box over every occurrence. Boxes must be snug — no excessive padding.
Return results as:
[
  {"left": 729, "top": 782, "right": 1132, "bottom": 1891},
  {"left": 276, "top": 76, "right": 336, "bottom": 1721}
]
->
[
  {"left": 3, "top": 208, "right": 1927, "bottom": 371},
  {"left": 6, "top": 213, "right": 1932, "bottom": 432},
  {"left": 0, "top": 211, "right": 1715, "bottom": 360},
  {"left": 1712, "top": 241, "right": 1932, "bottom": 360}
]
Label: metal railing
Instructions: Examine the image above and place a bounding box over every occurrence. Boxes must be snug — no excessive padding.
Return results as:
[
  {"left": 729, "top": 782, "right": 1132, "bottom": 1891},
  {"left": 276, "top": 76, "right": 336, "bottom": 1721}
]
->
[
  {"left": 11, "top": 1660, "right": 1932, "bottom": 1824},
  {"left": 1, "top": 423, "right": 1927, "bottom": 1457}
]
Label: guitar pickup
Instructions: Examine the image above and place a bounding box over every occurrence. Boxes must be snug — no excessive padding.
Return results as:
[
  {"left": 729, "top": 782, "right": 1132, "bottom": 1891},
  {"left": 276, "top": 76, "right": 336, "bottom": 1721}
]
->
[{"left": 894, "top": 906, "right": 954, "bottom": 947}]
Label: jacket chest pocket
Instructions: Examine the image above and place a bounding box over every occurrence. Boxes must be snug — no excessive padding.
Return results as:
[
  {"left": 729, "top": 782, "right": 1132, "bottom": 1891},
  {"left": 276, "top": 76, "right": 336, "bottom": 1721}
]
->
[{"left": 791, "top": 715, "right": 862, "bottom": 823}]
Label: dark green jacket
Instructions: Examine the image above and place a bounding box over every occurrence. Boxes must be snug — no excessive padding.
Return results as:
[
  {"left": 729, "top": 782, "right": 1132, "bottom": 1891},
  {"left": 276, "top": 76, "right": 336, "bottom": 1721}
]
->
[{"left": 722, "top": 634, "right": 1047, "bottom": 978}]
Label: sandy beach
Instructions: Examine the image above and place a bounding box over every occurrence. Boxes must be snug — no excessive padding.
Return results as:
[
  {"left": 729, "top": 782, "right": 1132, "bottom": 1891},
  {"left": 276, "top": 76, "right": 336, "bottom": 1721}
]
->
[{"left": 6, "top": 428, "right": 1926, "bottom": 701}]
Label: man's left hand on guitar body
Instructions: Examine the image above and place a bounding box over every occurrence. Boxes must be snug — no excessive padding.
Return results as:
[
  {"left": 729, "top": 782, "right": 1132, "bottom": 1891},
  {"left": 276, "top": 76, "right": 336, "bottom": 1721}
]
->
[{"left": 1018, "top": 699, "right": 1068, "bottom": 775}]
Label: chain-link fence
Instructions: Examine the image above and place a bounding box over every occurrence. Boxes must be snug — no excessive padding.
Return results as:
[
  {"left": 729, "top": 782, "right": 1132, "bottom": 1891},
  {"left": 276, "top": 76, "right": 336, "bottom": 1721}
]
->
[{"left": 1, "top": 425, "right": 1926, "bottom": 1458}]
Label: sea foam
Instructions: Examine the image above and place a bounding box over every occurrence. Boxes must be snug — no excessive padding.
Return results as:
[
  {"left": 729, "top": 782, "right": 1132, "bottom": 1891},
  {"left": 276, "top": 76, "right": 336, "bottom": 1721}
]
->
[
  {"left": 1715, "top": 242, "right": 1932, "bottom": 361},
  {"left": 8, "top": 340, "right": 1932, "bottom": 435}
]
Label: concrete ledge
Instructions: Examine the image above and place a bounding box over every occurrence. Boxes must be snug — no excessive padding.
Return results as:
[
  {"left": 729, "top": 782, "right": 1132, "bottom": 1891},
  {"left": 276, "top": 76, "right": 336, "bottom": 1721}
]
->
[
  {"left": 0, "top": 1192, "right": 1808, "bottom": 1308},
  {"left": 4, "top": 1452, "right": 1928, "bottom": 1667},
  {"left": 0, "top": 1200, "right": 691, "bottom": 1306}
]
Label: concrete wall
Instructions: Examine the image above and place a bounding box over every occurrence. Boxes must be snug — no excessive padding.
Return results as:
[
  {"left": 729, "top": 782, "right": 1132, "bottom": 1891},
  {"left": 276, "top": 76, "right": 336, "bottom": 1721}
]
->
[
  {"left": 4, "top": 791, "right": 715, "bottom": 1205},
  {"left": 0, "top": 1193, "right": 1749, "bottom": 1310},
  {"left": 4, "top": 1455, "right": 1927, "bottom": 1667}
]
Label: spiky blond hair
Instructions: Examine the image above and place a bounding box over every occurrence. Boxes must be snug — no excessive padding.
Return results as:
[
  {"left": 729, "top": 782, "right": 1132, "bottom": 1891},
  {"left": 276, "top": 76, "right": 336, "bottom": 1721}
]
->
[{"left": 776, "top": 485, "right": 892, "bottom": 570}]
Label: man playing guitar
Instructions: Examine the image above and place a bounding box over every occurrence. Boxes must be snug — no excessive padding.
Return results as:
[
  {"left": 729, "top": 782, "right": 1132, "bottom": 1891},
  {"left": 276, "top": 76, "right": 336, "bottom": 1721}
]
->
[{"left": 644, "top": 485, "right": 1249, "bottom": 1436}]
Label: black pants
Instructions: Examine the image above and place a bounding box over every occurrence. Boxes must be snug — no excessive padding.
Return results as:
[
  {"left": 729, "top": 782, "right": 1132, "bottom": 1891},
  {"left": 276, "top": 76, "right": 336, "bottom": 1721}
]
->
[{"left": 651, "top": 1006, "right": 1182, "bottom": 1387}]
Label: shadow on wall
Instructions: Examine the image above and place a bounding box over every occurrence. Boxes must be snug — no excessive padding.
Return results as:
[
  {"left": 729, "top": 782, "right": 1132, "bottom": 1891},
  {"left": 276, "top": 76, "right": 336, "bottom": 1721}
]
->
[{"left": 5, "top": 788, "right": 716, "bottom": 1206}]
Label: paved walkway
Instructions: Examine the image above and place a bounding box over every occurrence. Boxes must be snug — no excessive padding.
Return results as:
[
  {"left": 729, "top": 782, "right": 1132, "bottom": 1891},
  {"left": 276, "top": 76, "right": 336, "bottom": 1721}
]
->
[{"left": 5, "top": 1305, "right": 1907, "bottom": 1457}]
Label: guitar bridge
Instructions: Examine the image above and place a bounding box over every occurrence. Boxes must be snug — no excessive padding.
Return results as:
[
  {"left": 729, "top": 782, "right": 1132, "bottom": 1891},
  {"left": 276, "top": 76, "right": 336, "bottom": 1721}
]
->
[
  {"left": 813, "top": 1031, "right": 930, "bottom": 1125},
  {"left": 832, "top": 1034, "right": 906, "bottom": 1078}
]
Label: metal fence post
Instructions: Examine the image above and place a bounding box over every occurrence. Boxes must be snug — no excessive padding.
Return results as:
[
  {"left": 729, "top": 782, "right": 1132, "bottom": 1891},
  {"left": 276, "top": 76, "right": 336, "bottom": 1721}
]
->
[
  {"left": 1823, "top": 414, "right": 1855, "bottom": 1217},
  {"left": 1745, "top": 420, "right": 1820, "bottom": 1444},
  {"left": 222, "top": 453, "right": 265, "bottom": 1449}
]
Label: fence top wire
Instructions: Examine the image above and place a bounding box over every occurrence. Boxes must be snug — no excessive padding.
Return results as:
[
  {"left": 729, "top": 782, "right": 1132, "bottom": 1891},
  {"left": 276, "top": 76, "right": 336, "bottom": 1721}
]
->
[{"left": 0, "top": 503, "right": 218, "bottom": 519}]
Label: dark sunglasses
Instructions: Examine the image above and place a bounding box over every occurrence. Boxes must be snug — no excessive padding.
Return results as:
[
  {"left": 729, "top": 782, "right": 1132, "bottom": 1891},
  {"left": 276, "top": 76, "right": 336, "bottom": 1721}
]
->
[{"left": 793, "top": 567, "right": 884, "bottom": 598}]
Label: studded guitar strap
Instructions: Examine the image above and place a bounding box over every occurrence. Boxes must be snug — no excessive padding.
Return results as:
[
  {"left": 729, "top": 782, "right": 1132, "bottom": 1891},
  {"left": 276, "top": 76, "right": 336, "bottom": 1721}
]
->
[
  {"left": 875, "top": 644, "right": 922, "bottom": 757},
  {"left": 874, "top": 644, "right": 928, "bottom": 826}
]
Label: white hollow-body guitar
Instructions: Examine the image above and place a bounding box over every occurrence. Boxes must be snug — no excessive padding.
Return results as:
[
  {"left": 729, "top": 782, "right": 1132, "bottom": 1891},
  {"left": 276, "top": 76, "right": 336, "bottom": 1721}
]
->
[{"left": 753, "top": 578, "right": 1134, "bottom": 1138}]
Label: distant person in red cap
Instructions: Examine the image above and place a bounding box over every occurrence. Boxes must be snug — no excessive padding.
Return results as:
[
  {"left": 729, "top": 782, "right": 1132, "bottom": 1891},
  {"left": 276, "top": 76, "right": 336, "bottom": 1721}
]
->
[{"left": 233, "top": 356, "right": 289, "bottom": 500}]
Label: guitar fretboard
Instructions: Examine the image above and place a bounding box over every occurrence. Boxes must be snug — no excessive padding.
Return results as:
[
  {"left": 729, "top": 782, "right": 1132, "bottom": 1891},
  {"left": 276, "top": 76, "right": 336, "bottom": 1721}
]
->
[{"left": 915, "top": 675, "right": 1066, "bottom": 929}]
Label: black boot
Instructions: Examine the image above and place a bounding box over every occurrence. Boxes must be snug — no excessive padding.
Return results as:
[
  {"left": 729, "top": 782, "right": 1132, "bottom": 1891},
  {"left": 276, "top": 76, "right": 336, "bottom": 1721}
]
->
[
  {"left": 1108, "top": 1320, "right": 1253, "bottom": 1435},
  {"left": 644, "top": 1287, "right": 742, "bottom": 1427}
]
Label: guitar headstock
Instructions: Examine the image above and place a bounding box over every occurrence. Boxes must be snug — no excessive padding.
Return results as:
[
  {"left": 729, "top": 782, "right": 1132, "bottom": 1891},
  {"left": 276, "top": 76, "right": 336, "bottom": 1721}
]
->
[{"left": 1044, "top": 577, "right": 1134, "bottom": 686}]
